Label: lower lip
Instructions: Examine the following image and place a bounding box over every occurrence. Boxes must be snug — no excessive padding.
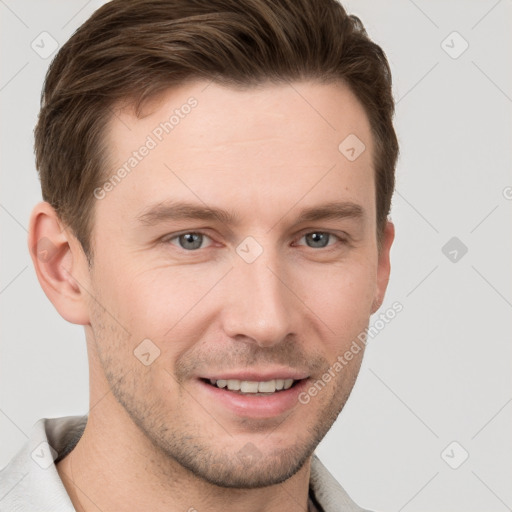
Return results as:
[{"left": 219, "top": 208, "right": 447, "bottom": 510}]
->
[{"left": 195, "top": 378, "right": 309, "bottom": 419}]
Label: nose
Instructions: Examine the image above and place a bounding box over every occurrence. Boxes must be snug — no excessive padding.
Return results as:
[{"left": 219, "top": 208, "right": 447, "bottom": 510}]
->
[{"left": 221, "top": 249, "right": 299, "bottom": 348}]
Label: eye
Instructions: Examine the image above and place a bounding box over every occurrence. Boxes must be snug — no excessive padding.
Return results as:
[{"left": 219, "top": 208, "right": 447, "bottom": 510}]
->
[
  {"left": 297, "top": 232, "right": 341, "bottom": 249},
  {"left": 167, "top": 232, "right": 212, "bottom": 251}
]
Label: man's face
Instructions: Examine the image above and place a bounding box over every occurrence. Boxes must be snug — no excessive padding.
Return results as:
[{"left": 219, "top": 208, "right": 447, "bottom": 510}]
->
[{"left": 85, "top": 80, "right": 391, "bottom": 487}]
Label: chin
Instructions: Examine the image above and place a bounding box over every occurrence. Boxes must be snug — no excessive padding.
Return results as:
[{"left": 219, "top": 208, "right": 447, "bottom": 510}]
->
[{"left": 173, "top": 443, "right": 314, "bottom": 489}]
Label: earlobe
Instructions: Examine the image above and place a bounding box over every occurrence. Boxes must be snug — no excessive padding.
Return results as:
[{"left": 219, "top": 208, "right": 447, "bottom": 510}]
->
[
  {"left": 371, "top": 220, "right": 395, "bottom": 314},
  {"left": 371, "top": 297, "right": 382, "bottom": 314},
  {"left": 28, "top": 201, "right": 91, "bottom": 325}
]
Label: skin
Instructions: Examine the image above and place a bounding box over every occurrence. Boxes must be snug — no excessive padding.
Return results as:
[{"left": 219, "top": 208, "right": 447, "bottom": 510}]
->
[{"left": 28, "top": 80, "right": 394, "bottom": 512}]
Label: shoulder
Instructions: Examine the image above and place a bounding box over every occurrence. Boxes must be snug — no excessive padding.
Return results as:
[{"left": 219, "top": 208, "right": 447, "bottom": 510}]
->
[
  {"left": 310, "top": 454, "right": 377, "bottom": 512},
  {"left": 0, "top": 416, "right": 86, "bottom": 512}
]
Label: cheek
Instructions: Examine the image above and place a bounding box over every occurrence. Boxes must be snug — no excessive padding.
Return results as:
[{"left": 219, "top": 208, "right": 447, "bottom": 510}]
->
[
  {"left": 294, "top": 258, "right": 376, "bottom": 342},
  {"left": 97, "top": 262, "right": 225, "bottom": 347}
]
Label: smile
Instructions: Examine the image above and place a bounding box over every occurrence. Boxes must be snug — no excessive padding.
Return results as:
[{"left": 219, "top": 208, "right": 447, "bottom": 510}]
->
[{"left": 205, "top": 378, "right": 298, "bottom": 394}]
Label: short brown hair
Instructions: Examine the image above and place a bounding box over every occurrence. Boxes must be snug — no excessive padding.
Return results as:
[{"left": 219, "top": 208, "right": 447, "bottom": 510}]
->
[{"left": 34, "top": 0, "right": 398, "bottom": 260}]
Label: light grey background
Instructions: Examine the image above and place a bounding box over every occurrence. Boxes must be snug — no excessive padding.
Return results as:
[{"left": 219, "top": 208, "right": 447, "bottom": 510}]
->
[{"left": 1, "top": 1, "right": 511, "bottom": 511}]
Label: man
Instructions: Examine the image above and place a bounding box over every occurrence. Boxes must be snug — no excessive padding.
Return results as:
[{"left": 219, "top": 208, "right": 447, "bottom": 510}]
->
[{"left": 0, "top": 0, "right": 398, "bottom": 510}]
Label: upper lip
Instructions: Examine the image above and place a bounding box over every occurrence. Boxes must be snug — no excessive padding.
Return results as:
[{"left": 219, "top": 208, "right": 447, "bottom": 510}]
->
[{"left": 199, "top": 369, "right": 309, "bottom": 381}]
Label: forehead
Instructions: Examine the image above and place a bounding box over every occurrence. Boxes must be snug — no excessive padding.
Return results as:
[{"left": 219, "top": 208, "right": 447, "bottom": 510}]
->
[{"left": 99, "top": 80, "right": 375, "bottom": 228}]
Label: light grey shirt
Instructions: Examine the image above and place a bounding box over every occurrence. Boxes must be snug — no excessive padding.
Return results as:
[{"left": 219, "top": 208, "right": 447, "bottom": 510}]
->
[{"left": 0, "top": 416, "right": 371, "bottom": 512}]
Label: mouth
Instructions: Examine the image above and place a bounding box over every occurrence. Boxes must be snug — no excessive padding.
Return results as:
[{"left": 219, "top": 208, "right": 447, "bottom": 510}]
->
[
  {"left": 195, "top": 374, "right": 310, "bottom": 418},
  {"left": 200, "top": 377, "right": 303, "bottom": 395}
]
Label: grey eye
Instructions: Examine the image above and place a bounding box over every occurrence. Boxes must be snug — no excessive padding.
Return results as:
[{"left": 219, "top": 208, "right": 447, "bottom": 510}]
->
[
  {"left": 304, "top": 232, "right": 331, "bottom": 248},
  {"left": 177, "top": 233, "right": 204, "bottom": 250}
]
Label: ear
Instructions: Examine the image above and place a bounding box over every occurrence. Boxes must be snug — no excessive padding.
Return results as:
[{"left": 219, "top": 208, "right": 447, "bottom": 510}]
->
[
  {"left": 28, "top": 201, "right": 91, "bottom": 325},
  {"left": 371, "top": 220, "right": 395, "bottom": 314}
]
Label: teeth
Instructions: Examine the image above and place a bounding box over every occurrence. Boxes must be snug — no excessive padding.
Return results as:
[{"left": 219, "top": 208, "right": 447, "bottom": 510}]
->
[
  {"left": 240, "top": 381, "right": 259, "bottom": 393},
  {"left": 283, "top": 379, "right": 294, "bottom": 390},
  {"left": 258, "top": 380, "right": 276, "bottom": 392},
  {"left": 227, "top": 379, "right": 241, "bottom": 391},
  {"left": 209, "top": 378, "right": 297, "bottom": 393}
]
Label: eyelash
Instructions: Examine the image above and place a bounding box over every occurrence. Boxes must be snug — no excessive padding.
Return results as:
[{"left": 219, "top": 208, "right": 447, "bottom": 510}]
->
[{"left": 163, "top": 230, "right": 348, "bottom": 251}]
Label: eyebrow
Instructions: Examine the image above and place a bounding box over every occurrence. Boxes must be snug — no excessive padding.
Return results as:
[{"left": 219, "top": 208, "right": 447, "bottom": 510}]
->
[
  {"left": 135, "top": 199, "right": 365, "bottom": 227},
  {"left": 294, "top": 201, "right": 364, "bottom": 224},
  {"left": 136, "top": 201, "right": 237, "bottom": 226}
]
